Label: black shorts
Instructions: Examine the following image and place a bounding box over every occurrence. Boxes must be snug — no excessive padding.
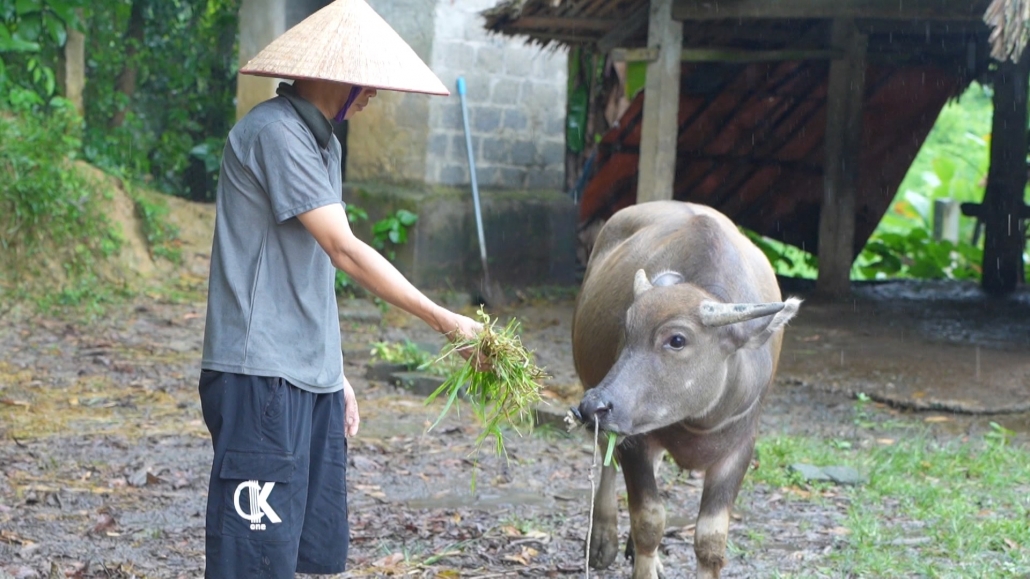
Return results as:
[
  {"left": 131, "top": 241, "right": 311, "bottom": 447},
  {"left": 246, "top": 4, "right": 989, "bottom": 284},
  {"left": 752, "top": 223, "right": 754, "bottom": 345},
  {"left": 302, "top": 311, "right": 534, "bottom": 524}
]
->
[{"left": 199, "top": 371, "right": 349, "bottom": 577}]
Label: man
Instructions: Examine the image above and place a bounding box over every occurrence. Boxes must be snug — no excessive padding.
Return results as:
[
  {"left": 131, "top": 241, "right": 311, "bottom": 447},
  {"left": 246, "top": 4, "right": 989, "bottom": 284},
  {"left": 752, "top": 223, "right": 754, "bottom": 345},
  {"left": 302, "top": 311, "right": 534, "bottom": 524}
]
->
[{"left": 198, "top": 1, "right": 481, "bottom": 576}]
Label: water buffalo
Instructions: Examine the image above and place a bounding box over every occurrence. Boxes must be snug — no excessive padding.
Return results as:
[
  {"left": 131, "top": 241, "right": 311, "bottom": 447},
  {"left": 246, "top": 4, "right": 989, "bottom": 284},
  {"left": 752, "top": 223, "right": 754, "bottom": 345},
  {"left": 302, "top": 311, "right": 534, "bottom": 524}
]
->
[{"left": 572, "top": 201, "right": 800, "bottom": 579}]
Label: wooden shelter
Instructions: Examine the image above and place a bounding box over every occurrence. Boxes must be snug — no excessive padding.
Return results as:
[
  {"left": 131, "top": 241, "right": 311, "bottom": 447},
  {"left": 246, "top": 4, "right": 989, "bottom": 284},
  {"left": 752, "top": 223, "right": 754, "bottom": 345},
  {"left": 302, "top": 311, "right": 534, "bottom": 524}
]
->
[{"left": 485, "top": 0, "right": 1029, "bottom": 296}]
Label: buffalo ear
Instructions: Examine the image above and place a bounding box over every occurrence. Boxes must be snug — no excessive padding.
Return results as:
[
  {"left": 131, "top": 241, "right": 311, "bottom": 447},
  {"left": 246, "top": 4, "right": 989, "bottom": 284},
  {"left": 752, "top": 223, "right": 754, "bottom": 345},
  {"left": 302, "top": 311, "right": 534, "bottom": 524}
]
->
[
  {"left": 633, "top": 269, "right": 653, "bottom": 298},
  {"left": 732, "top": 297, "right": 802, "bottom": 350}
]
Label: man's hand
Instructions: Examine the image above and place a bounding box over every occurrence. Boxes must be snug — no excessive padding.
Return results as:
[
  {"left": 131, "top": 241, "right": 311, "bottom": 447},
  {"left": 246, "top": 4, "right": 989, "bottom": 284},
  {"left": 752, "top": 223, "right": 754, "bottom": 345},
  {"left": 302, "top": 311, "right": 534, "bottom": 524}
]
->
[
  {"left": 432, "top": 309, "right": 492, "bottom": 371},
  {"left": 446, "top": 312, "right": 483, "bottom": 342},
  {"left": 342, "top": 376, "right": 360, "bottom": 437}
]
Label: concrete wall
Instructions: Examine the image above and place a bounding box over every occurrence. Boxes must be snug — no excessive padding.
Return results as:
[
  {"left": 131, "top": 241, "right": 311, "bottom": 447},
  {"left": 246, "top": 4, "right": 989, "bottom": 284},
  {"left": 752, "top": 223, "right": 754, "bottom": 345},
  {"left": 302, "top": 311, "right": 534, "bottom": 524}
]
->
[
  {"left": 424, "top": 0, "right": 567, "bottom": 190},
  {"left": 346, "top": 0, "right": 437, "bottom": 184},
  {"left": 344, "top": 183, "right": 578, "bottom": 290}
]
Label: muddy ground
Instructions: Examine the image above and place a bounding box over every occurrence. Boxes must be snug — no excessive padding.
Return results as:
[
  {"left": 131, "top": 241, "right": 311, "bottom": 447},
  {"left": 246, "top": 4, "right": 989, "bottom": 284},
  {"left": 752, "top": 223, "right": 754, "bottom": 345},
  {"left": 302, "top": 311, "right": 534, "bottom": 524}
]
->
[{"left": 1, "top": 276, "right": 1029, "bottom": 579}]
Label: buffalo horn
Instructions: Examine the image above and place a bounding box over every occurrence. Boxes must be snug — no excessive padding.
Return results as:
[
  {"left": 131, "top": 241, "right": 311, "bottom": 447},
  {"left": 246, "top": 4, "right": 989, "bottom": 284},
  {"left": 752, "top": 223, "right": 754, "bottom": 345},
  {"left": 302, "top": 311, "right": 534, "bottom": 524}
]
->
[
  {"left": 699, "top": 301, "right": 786, "bottom": 327},
  {"left": 633, "top": 269, "right": 653, "bottom": 298}
]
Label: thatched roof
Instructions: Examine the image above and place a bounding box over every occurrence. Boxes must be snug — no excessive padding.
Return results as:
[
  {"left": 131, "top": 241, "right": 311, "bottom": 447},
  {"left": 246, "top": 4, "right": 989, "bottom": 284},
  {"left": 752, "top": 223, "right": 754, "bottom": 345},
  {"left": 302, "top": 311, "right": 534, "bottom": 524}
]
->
[
  {"left": 985, "top": 0, "right": 1030, "bottom": 61},
  {"left": 484, "top": 0, "right": 1022, "bottom": 62}
]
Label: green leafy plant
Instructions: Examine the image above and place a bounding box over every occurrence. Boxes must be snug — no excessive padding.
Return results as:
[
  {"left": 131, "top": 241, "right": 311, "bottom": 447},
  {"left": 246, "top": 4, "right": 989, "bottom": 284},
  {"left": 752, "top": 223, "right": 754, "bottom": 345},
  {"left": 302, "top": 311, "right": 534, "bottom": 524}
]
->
[
  {"left": 856, "top": 227, "right": 982, "bottom": 281},
  {"left": 742, "top": 228, "right": 818, "bottom": 278},
  {"left": 0, "top": 0, "right": 84, "bottom": 109},
  {"left": 370, "top": 339, "right": 458, "bottom": 377},
  {"left": 371, "top": 209, "right": 418, "bottom": 261}
]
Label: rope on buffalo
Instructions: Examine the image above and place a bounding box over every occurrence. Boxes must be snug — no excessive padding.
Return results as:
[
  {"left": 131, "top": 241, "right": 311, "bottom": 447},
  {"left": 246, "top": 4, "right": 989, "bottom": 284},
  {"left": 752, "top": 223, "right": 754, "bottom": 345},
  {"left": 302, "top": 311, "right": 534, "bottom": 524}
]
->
[{"left": 584, "top": 416, "right": 600, "bottom": 579}]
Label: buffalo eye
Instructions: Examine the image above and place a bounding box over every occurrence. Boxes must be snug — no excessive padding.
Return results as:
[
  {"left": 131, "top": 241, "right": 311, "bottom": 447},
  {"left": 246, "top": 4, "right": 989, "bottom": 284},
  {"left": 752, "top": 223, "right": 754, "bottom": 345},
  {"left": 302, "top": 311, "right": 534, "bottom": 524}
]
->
[{"left": 667, "top": 334, "right": 687, "bottom": 350}]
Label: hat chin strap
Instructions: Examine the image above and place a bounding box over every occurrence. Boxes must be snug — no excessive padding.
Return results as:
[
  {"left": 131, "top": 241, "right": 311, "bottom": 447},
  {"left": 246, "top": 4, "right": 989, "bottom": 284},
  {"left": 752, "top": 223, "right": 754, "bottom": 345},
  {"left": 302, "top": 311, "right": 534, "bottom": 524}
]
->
[{"left": 334, "top": 85, "right": 363, "bottom": 122}]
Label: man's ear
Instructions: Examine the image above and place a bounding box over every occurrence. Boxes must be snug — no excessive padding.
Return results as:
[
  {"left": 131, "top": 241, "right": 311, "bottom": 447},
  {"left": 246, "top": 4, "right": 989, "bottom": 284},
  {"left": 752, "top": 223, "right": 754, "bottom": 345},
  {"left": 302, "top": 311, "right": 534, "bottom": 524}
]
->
[{"left": 733, "top": 297, "right": 802, "bottom": 350}]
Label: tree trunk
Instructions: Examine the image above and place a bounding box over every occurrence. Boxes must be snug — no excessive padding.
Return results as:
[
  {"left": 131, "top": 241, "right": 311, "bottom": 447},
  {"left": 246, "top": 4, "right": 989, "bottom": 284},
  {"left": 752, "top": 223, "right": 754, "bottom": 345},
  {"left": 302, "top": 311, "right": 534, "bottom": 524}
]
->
[{"left": 109, "top": 0, "right": 145, "bottom": 129}]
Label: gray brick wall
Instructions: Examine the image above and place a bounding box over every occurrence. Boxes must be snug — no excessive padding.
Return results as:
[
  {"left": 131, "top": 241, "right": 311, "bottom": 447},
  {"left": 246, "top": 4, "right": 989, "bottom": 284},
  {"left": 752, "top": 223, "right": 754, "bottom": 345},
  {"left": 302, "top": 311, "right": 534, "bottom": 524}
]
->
[{"left": 426, "top": 0, "right": 567, "bottom": 190}]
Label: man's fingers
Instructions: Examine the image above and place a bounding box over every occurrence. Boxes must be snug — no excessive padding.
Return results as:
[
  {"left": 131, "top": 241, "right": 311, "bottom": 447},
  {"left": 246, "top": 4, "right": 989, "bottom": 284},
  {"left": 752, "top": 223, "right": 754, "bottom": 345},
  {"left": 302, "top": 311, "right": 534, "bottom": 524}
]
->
[{"left": 346, "top": 411, "right": 360, "bottom": 437}]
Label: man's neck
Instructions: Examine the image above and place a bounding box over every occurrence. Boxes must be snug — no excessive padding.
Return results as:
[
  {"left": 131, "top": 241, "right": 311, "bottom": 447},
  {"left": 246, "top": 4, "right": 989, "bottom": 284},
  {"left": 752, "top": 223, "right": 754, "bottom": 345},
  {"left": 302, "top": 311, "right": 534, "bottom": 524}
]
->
[{"left": 293, "top": 80, "right": 338, "bottom": 121}]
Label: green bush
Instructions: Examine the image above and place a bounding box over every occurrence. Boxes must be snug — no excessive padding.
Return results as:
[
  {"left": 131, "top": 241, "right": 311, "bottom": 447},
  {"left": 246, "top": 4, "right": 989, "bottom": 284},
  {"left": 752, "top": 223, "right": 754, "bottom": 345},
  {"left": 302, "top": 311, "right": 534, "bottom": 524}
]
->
[{"left": 0, "top": 104, "right": 122, "bottom": 295}]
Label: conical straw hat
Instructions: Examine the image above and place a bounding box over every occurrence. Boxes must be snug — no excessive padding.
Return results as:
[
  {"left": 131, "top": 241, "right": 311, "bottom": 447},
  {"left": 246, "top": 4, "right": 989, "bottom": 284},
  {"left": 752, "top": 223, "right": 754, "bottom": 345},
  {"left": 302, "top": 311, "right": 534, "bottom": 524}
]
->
[{"left": 239, "top": 0, "right": 449, "bottom": 96}]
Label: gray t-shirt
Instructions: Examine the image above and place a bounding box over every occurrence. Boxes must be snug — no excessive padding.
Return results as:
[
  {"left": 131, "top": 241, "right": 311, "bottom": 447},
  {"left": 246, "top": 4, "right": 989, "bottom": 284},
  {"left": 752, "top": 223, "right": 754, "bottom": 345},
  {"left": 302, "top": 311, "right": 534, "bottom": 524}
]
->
[{"left": 202, "top": 90, "right": 344, "bottom": 393}]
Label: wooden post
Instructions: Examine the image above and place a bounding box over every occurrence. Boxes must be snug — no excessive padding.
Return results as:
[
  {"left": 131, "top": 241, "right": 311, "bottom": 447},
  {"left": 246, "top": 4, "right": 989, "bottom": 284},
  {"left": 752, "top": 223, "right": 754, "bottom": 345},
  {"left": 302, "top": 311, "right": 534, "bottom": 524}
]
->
[
  {"left": 982, "top": 49, "right": 1030, "bottom": 295},
  {"left": 636, "top": 0, "right": 682, "bottom": 203},
  {"left": 816, "top": 19, "right": 867, "bottom": 298}
]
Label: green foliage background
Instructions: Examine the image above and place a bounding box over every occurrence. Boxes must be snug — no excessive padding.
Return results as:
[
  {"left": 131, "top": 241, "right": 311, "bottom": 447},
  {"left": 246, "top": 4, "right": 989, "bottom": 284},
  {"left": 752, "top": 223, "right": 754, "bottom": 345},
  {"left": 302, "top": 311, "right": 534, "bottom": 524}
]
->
[
  {"left": 1, "top": 0, "right": 238, "bottom": 201},
  {"left": 0, "top": 0, "right": 235, "bottom": 308},
  {"left": 80, "top": 0, "right": 239, "bottom": 200},
  {"left": 0, "top": 1, "right": 1025, "bottom": 294}
]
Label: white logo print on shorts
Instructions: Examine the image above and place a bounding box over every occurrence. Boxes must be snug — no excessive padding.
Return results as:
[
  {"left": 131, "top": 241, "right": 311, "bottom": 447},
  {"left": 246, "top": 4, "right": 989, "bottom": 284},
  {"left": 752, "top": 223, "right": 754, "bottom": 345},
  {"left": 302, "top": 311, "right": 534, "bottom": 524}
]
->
[{"left": 234, "top": 480, "right": 282, "bottom": 531}]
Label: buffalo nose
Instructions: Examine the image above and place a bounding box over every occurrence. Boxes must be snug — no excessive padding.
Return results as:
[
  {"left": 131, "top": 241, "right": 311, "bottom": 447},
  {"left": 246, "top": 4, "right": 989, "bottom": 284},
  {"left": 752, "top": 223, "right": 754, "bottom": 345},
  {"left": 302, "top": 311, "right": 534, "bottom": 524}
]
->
[{"left": 577, "top": 398, "right": 614, "bottom": 425}]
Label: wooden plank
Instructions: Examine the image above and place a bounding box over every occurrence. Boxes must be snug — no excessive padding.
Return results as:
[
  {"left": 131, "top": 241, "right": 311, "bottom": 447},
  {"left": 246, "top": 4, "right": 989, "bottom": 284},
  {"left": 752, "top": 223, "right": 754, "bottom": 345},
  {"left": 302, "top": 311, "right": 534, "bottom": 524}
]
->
[
  {"left": 637, "top": 0, "right": 683, "bottom": 203},
  {"left": 981, "top": 49, "right": 1030, "bottom": 294},
  {"left": 672, "top": 0, "right": 990, "bottom": 21},
  {"left": 506, "top": 16, "right": 623, "bottom": 31},
  {"left": 816, "top": 19, "right": 867, "bottom": 298},
  {"left": 611, "top": 46, "right": 842, "bottom": 62}
]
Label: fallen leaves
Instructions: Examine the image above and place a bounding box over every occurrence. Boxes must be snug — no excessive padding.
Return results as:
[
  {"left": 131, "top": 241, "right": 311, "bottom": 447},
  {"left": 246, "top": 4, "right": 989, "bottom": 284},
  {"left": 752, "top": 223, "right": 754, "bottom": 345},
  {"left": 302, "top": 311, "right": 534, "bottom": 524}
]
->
[
  {"left": 502, "top": 545, "right": 539, "bottom": 565},
  {"left": 1, "top": 396, "right": 32, "bottom": 408},
  {"left": 89, "top": 511, "right": 118, "bottom": 536},
  {"left": 354, "top": 483, "right": 387, "bottom": 500},
  {"left": 0, "top": 529, "right": 34, "bottom": 546}
]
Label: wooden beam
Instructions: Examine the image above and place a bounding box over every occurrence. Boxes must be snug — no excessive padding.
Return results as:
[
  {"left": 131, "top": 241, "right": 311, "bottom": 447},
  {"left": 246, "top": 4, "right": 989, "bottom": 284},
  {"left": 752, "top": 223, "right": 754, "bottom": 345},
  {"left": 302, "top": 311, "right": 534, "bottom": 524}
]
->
[
  {"left": 597, "top": 5, "right": 650, "bottom": 52},
  {"left": 637, "top": 0, "right": 683, "bottom": 203},
  {"left": 611, "top": 47, "right": 660, "bottom": 62},
  {"left": 610, "top": 46, "right": 842, "bottom": 62},
  {"left": 672, "top": 0, "right": 990, "bottom": 21},
  {"left": 506, "top": 16, "right": 623, "bottom": 32},
  {"left": 981, "top": 49, "right": 1030, "bottom": 294},
  {"left": 816, "top": 19, "right": 867, "bottom": 299}
]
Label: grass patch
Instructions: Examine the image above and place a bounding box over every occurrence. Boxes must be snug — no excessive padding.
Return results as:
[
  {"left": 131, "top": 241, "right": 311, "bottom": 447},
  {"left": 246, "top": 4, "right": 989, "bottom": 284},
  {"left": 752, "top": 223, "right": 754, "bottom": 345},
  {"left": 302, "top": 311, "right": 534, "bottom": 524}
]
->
[
  {"left": 129, "top": 187, "right": 182, "bottom": 264},
  {"left": 748, "top": 417, "right": 1030, "bottom": 577},
  {"left": 837, "top": 435, "right": 1030, "bottom": 577},
  {"left": 371, "top": 339, "right": 460, "bottom": 377}
]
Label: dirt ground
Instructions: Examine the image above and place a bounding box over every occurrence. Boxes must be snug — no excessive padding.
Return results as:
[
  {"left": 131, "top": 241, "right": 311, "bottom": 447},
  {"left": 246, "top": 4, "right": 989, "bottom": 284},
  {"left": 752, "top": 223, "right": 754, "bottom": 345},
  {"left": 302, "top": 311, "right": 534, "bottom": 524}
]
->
[
  {"left": 2, "top": 185, "right": 1030, "bottom": 578},
  {"left": 2, "top": 273, "right": 1029, "bottom": 579}
]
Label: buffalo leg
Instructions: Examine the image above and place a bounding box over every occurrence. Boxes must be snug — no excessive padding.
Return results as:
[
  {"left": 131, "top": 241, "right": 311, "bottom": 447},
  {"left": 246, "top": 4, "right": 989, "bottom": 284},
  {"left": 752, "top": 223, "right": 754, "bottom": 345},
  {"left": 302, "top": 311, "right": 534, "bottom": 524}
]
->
[
  {"left": 695, "top": 442, "right": 754, "bottom": 579},
  {"left": 622, "top": 438, "right": 666, "bottom": 579},
  {"left": 589, "top": 462, "right": 620, "bottom": 568}
]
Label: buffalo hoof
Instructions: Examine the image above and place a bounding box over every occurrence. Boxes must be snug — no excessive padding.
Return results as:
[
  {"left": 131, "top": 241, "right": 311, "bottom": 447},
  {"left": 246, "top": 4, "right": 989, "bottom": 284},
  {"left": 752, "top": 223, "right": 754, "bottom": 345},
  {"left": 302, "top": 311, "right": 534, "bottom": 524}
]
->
[
  {"left": 588, "top": 523, "right": 619, "bottom": 569},
  {"left": 626, "top": 536, "right": 665, "bottom": 579}
]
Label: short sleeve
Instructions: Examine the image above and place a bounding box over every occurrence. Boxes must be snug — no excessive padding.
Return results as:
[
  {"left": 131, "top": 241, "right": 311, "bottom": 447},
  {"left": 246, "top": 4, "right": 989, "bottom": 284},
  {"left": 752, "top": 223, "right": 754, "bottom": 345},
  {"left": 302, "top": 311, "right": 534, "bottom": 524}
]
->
[{"left": 249, "top": 120, "right": 341, "bottom": 224}]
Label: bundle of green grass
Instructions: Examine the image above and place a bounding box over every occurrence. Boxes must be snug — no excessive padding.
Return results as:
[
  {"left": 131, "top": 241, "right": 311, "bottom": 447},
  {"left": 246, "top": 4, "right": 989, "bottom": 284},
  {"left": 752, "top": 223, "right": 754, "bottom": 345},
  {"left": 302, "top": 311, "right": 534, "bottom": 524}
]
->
[{"left": 425, "top": 308, "right": 548, "bottom": 457}]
